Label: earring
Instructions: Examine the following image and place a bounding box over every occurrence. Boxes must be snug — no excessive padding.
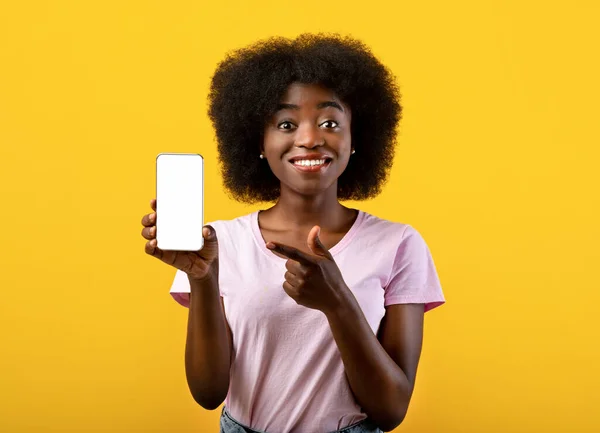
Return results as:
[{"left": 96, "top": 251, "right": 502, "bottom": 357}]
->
[
  {"left": 259, "top": 154, "right": 264, "bottom": 159},
  {"left": 351, "top": 149, "right": 355, "bottom": 155}
]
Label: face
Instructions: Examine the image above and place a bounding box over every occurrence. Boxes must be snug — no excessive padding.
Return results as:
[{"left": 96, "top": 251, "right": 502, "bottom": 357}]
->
[{"left": 262, "top": 82, "right": 352, "bottom": 198}]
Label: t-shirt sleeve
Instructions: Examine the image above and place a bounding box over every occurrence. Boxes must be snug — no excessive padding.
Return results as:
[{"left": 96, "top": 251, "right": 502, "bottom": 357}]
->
[
  {"left": 384, "top": 224, "right": 445, "bottom": 312},
  {"left": 169, "top": 269, "right": 192, "bottom": 308},
  {"left": 168, "top": 221, "right": 221, "bottom": 309}
]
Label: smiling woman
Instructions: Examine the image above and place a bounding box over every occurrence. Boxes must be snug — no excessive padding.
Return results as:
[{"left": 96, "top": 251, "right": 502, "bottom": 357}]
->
[
  {"left": 140, "top": 33, "right": 445, "bottom": 433},
  {"left": 262, "top": 83, "right": 352, "bottom": 196}
]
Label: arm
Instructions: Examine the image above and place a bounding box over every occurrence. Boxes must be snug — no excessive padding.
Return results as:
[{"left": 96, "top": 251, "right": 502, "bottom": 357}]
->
[
  {"left": 142, "top": 202, "right": 232, "bottom": 410},
  {"left": 325, "top": 299, "right": 424, "bottom": 431},
  {"left": 185, "top": 271, "right": 233, "bottom": 410}
]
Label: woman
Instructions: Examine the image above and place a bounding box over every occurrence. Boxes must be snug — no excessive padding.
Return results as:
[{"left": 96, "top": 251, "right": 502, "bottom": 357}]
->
[{"left": 141, "top": 34, "right": 445, "bottom": 433}]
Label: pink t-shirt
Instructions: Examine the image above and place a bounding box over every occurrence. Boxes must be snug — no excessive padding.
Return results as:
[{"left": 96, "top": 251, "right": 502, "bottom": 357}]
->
[{"left": 169, "top": 210, "right": 445, "bottom": 433}]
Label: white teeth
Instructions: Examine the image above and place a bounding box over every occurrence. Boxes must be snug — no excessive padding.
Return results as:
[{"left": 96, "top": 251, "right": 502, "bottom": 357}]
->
[{"left": 294, "top": 159, "right": 326, "bottom": 167}]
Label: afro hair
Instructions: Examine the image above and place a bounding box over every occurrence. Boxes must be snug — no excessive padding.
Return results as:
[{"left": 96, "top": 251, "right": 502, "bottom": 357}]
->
[{"left": 208, "top": 33, "right": 402, "bottom": 203}]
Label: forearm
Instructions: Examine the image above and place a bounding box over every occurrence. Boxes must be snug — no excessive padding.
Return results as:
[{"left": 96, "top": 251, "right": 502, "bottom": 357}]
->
[
  {"left": 185, "top": 272, "right": 231, "bottom": 410},
  {"left": 325, "top": 294, "right": 411, "bottom": 431}
]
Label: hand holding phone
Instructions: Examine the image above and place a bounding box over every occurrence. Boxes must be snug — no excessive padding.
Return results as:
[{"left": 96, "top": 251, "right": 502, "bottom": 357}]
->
[
  {"left": 140, "top": 153, "right": 217, "bottom": 281},
  {"left": 141, "top": 199, "right": 218, "bottom": 281}
]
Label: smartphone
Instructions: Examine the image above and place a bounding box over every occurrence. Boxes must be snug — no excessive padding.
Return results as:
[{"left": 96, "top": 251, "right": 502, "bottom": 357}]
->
[{"left": 155, "top": 153, "right": 204, "bottom": 251}]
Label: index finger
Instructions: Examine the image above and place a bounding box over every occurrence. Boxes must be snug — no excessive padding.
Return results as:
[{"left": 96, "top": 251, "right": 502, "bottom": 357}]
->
[
  {"left": 266, "top": 242, "right": 315, "bottom": 265},
  {"left": 151, "top": 198, "right": 156, "bottom": 211}
]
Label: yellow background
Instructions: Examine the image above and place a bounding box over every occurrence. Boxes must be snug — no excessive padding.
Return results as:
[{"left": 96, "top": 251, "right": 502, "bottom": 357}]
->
[{"left": 1, "top": 1, "right": 598, "bottom": 432}]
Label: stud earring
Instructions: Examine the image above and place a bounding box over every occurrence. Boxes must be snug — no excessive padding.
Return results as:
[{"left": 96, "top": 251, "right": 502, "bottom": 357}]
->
[
  {"left": 259, "top": 154, "right": 264, "bottom": 159},
  {"left": 351, "top": 149, "right": 356, "bottom": 155}
]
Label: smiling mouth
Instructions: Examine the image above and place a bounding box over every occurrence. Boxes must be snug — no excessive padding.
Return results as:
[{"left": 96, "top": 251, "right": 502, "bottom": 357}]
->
[{"left": 289, "top": 157, "right": 333, "bottom": 172}]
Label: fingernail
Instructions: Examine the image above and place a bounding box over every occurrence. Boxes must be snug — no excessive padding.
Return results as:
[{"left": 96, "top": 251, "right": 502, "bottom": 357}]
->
[{"left": 266, "top": 242, "right": 275, "bottom": 249}]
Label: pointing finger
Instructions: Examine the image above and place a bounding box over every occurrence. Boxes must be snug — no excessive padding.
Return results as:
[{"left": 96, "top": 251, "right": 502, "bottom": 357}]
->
[{"left": 266, "top": 242, "right": 315, "bottom": 265}]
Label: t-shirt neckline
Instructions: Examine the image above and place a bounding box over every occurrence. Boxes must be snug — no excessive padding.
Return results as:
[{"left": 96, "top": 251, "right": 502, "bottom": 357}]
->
[{"left": 250, "top": 209, "right": 366, "bottom": 262}]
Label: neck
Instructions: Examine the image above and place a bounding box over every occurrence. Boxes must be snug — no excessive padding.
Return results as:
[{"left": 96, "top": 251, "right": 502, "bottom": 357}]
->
[{"left": 268, "top": 183, "right": 349, "bottom": 230}]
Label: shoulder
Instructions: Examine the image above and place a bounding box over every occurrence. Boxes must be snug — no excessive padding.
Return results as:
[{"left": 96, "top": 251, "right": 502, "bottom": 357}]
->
[
  {"left": 357, "top": 210, "right": 415, "bottom": 243},
  {"left": 360, "top": 212, "right": 445, "bottom": 311},
  {"left": 355, "top": 211, "right": 432, "bottom": 260}
]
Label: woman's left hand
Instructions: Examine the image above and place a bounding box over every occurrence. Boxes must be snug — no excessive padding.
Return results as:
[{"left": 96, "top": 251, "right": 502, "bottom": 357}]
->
[{"left": 266, "top": 226, "right": 352, "bottom": 314}]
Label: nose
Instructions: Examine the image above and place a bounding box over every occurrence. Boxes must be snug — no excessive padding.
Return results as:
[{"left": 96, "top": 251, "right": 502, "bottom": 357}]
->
[{"left": 294, "top": 123, "right": 324, "bottom": 148}]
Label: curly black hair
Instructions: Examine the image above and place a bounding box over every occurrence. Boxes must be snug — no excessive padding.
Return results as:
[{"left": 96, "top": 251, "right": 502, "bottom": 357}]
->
[{"left": 207, "top": 33, "right": 402, "bottom": 203}]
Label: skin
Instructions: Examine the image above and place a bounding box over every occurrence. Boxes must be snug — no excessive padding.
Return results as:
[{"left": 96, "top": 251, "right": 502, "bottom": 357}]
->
[
  {"left": 141, "top": 207, "right": 231, "bottom": 410},
  {"left": 140, "top": 82, "right": 425, "bottom": 431}
]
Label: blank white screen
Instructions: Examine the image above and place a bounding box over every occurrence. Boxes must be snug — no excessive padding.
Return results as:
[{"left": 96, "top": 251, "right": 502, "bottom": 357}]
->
[{"left": 156, "top": 153, "right": 204, "bottom": 251}]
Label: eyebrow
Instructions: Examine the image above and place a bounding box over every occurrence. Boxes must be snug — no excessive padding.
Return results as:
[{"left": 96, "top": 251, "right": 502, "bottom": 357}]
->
[{"left": 276, "top": 101, "right": 345, "bottom": 112}]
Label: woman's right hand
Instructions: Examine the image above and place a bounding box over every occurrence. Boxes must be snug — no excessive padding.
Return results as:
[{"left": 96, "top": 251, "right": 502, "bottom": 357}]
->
[{"left": 141, "top": 198, "right": 218, "bottom": 282}]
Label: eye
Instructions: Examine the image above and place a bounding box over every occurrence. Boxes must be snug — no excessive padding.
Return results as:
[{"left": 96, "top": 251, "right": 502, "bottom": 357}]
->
[
  {"left": 277, "top": 121, "right": 296, "bottom": 130},
  {"left": 320, "top": 120, "right": 339, "bottom": 129}
]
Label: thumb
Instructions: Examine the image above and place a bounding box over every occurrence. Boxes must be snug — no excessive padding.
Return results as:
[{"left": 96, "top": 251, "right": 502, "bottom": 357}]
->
[
  {"left": 202, "top": 225, "right": 217, "bottom": 242},
  {"left": 199, "top": 225, "right": 219, "bottom": 260},
  {"left": 307, "top": 226, "right": 333, "bottom": 260}
]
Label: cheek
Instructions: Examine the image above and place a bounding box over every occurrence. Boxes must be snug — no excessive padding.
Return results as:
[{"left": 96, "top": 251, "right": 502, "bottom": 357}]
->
[
  {"left": 335, "top": 156, "right": 351, "bottom": 176},
  {"left": 263, "top": 131, "right": 289, "bottom": 158},
  {"left": 263, "top": 138, "right": 290, "bottom": 179},
  {"left": 266, "top": 159, "right": 285, "bottom": 179},
  {"left": 332, "top": 150, "right": 353, "bottom": 177},
  {"left": 335, "top": 136, "right": 352, "bottom": 165}
]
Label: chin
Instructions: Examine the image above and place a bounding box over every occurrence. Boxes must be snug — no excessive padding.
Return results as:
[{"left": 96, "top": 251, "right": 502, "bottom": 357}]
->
[{"left": 286, "top": 182, "right": 337, "bottom": 197}]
